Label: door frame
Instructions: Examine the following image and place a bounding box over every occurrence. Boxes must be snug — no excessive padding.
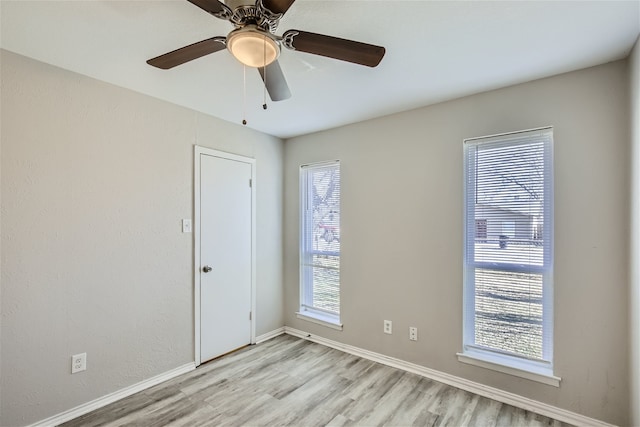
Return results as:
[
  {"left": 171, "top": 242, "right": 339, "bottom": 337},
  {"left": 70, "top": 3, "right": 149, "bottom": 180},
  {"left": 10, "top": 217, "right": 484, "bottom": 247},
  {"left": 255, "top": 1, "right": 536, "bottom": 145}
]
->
[{"left": 194, "top": 145, "right": 256, "bottom": 367}]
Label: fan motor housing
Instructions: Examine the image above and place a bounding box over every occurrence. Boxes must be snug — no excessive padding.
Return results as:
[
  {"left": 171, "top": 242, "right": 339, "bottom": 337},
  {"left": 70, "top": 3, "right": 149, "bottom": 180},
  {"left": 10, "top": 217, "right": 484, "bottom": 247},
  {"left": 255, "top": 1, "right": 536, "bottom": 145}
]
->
[{"left": 228, "top": 1, "right": 282, "bottom": 33}]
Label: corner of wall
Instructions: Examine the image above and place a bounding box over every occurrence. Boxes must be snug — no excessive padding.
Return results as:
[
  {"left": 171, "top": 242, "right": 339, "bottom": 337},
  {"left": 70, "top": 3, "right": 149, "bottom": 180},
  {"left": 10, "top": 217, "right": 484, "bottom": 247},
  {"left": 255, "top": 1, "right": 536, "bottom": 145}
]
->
[{"left": 629, "top": 33, "right": 640, "bottom": 426}]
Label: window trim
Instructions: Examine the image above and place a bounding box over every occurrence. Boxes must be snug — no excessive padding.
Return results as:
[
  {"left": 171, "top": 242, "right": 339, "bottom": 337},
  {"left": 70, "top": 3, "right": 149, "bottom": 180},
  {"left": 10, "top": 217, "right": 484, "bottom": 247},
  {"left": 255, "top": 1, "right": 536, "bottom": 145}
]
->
[
  {"left": 457, "top": 350, "right": 560, "bottom": 387},
  {"left": 296, "top": 311, "right": 343, "bottom": 330},
  {"left": 461, "top": 127, "right": 557, "bottom": 383},
  {"left": 299, "top": 160, "right": 341, "bottom": 329}
]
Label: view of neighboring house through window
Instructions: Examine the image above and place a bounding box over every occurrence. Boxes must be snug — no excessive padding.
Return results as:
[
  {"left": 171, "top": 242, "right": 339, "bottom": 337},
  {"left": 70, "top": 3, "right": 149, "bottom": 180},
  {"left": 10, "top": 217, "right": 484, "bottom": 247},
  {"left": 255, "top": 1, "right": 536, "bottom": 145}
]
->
[
  {"left": 462, "top": 128, "right": 554, "bottom": 378},
  {"left": 299, "top": 161, "right": 341, "bottom": 327}
]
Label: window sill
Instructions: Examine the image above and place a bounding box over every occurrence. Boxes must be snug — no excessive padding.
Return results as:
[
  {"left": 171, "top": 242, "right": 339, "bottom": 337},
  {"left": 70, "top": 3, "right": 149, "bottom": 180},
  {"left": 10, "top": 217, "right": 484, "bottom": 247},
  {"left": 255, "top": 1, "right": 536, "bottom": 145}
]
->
[
  {"left": 296, "top": 311, "right": 343, "bottom": 331},
  {"left": 457, "top": 350, "right": 560, "bottom": 387}
]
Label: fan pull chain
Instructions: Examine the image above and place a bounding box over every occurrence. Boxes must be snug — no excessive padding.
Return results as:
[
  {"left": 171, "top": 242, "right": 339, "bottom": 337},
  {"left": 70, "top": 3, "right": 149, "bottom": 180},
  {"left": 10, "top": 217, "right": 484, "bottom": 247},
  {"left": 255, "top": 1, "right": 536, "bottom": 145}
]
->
[
  {"left": 262, "top": 35, "right": 268, "bottom": 110},
  {"left": 242, "top": 65, "right": 247, "bottom": 125},
  {"left": 262, "top": 65, "right": 267, "bottom": 110}
]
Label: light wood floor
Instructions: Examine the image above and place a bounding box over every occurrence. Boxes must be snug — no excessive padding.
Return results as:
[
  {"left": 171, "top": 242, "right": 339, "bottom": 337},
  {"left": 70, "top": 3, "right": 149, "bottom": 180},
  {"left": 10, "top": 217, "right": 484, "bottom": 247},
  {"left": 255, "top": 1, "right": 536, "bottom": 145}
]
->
[{"left": 62, "top": 335, "right": 572, "bottom": 427}]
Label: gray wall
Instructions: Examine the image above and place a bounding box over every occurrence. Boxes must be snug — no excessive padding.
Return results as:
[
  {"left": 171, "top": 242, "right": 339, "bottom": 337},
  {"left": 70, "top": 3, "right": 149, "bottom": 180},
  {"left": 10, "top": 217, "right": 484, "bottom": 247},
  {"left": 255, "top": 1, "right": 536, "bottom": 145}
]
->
[
  {"left": 630, "top": 35, "right": 640, "bottom": 427},
  {"left": 284, "top": 60, "right": 630, "bottom": 425},
  {"left": 0, "top": 50, "right": 284, "bottom": 426}
]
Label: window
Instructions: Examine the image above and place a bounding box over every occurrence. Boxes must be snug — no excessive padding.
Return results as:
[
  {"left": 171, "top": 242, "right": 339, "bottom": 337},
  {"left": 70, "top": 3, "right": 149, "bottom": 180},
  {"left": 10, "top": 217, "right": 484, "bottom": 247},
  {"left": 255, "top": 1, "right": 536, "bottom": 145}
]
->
[
  {"left": 460, "top": 128, "right": 557, "bottom": 385},
  {"left": 298, "top": 161, "right": 342, "bottom": 329},
  {"left": 475, "top": 219, "right": 487, "bottom": 240}
]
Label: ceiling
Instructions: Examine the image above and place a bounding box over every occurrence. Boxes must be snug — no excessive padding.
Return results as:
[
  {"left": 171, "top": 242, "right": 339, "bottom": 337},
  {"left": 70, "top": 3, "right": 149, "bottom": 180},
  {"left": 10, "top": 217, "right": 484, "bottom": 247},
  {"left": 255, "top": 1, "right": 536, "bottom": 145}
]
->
[{"left": 1, "top": 1, "right": 639, "bottom": 139}]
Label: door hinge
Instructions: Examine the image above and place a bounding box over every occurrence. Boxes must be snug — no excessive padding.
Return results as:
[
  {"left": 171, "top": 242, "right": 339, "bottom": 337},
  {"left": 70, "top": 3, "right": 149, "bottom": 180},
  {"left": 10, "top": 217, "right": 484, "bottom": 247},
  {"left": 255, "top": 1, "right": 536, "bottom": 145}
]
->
[
  {"left": 249, "top": 178, "right": 252, "bottom": 188},
  {"left": 249, "top": 311, "right": 252, "bottom": 320}
]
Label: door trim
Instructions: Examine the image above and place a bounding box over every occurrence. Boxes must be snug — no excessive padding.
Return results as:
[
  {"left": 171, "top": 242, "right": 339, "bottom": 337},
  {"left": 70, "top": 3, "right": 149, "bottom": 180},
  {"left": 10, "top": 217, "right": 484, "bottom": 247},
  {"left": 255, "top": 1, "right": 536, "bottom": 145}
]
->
[{"left": 194, "top": 146, "right": 256, "bottom": 367}]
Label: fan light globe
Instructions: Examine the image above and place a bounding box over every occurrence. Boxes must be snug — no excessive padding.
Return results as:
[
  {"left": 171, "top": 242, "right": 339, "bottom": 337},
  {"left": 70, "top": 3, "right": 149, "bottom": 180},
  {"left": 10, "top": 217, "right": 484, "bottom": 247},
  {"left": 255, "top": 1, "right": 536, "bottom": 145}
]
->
[{"left": 227, "top": 27, "right": 279, "bottom": 68}]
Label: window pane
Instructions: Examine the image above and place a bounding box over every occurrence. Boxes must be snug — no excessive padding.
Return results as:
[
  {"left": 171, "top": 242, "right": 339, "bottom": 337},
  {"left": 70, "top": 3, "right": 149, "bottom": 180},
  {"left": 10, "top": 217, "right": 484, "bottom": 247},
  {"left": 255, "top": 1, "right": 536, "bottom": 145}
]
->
[
  {"left": 474, "top": 269, "right": 543, "bottom": 360},
  {"left": 311, "top": 167, "right": 340, "bottom": 255},
  {"left": 311, "top": 255, "right": 340, "bottom": 314},
  {"left": 474, "top": 141, "right": 545, "bottom": 266}
]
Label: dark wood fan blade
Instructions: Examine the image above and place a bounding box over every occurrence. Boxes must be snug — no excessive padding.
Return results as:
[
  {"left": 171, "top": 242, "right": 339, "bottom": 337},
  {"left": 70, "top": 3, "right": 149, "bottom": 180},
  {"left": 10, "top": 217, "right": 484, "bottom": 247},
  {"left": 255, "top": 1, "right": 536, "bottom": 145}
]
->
[
  {"left": 187, "top": 0, "right": 229, "bottom": 18},
  {"left": 282, "top": 30, "right": 385, "bottom": 67},
  {"left": 147, "top": 37, "right": 226, "bottom": 69},
  {"left": 258, "top": 60, "right": 291, "bottom": 101},
  {"left": 262, "top": 0, "right": 296, "bottom": 15}
]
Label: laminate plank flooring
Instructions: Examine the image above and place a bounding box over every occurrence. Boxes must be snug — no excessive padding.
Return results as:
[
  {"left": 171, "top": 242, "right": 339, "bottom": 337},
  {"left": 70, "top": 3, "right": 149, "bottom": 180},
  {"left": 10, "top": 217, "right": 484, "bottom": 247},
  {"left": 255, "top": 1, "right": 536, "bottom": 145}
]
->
[{"left": 61, "top": 335, "right": 573, "bottom": 427}]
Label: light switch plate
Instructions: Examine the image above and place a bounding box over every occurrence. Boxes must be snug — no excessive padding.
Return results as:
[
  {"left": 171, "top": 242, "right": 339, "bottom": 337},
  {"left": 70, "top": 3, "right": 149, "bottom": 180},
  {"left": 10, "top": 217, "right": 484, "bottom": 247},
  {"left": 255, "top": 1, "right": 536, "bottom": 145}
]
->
[{"left": 182, "top": 219, "right": 192, "bottom": 233}]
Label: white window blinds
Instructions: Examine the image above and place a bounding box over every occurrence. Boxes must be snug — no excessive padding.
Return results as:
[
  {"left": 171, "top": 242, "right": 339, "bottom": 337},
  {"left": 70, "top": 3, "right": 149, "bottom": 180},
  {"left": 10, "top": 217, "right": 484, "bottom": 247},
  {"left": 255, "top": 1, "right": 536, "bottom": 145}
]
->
[
  {"left": 300, "top": 161, "right": 341, "bottom": 321},
  {"left": 463, "top": 128, "right": 554, "bottom": 369}
]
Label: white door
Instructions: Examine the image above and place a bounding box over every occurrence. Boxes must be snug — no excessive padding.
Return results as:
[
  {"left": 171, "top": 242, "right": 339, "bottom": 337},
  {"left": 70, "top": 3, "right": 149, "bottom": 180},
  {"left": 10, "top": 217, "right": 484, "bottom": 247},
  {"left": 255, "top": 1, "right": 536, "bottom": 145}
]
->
[{"left": 198, "top": 150, "right": 254, "bottom": 363}]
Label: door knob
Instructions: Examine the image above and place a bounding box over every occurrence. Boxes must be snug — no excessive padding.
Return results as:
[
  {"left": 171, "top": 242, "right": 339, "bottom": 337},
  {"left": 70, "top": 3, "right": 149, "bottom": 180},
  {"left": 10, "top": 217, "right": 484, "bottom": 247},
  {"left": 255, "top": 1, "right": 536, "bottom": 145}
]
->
[{"left": 202, "top": 266, "right": 212, "bottom": 273}]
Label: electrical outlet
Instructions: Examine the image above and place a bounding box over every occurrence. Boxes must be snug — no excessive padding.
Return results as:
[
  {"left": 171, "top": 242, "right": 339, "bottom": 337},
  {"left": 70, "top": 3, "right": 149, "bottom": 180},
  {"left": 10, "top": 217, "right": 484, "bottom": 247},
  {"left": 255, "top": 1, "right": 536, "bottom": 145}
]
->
[
  {"left": 384, "top": 320, "right": 392, "bottom": 334},
  {"left": 409, "top": 327, "right": 418, "bottom": 341},
  {"left": 71, "top": 353, "right": 87, "bottom": 374}
]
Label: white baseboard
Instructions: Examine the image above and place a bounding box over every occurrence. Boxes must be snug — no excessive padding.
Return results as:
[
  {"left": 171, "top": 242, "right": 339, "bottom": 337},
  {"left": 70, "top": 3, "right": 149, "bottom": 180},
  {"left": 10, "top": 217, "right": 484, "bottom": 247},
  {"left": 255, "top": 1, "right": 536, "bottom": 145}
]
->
[
  {"left": 284, "top": 327, "right": 614, "bottom": 427},
  {"left": 29, "top": 362, "right": 196, "bottom": 427},
  {"left": 255, "top": 327, "right": 285, "bottom": 344}
]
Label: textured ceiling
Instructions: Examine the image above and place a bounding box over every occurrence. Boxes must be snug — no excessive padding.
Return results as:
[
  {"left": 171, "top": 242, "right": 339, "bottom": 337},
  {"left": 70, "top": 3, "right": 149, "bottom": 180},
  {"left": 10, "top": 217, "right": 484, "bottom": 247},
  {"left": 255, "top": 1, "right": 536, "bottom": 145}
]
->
[{"left": 2, "top": 0, "right": 639, "bottom": 139}]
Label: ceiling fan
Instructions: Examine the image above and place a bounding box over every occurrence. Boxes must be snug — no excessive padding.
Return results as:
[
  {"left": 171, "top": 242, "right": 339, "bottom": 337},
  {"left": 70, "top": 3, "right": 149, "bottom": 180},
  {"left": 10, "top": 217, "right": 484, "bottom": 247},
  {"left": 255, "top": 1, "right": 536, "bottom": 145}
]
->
[{"left": 146, "top": 0, "right": 386, "bottom": 102}]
